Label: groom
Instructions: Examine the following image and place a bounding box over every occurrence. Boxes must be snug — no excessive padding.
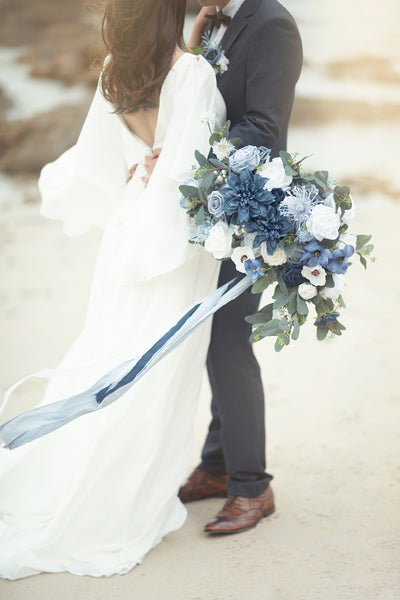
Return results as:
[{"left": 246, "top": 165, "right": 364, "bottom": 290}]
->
[{"left": 178, "top": 0, "right": 303, "bottom": 534}]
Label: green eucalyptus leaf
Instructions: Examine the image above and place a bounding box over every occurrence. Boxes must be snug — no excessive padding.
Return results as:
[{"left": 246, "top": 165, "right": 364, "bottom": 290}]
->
[
  {"left": 296, "top": 294, "right": 309, "bottom": 316},
  {"left": 288, "top": 289, "right": 298, "bottom": 314},
  {"left": 179, "top": 185, "right": 200, "bottom": 199},
  {"left": 273, "top": 295, "right": 289, "bottom": 310},
  {"left": 317, "top": 326, "right": 328, "bottom": 341},
  {"left": 292, "top": 316, "right": 300, "bottom": 340},
  {"left": 261, "top": 319, "right": 284, "bottom": 336},
  {"left": 356, "top": 234, "right": 372, "bottom": 251},
  {"left": 245, "top": 303, "right": 274, "bottom": 325},
  {"left": 251, "top": 275, "right": 273, "bottom": 294},
  {"left": 193, "top": 205, "right": 205, "bottom": 225},
  {"left": 195, "top": 150, "right": 210, "bottom": 168}
]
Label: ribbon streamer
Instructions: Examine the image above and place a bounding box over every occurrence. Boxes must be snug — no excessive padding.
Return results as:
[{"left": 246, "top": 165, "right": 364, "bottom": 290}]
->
[{"left": 0, "top": 275, "right": 252, "bottom": 450}]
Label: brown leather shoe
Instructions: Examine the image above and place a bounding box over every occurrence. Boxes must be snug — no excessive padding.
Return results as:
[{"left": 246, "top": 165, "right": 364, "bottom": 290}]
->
[
  {"left": 178, "top": 468, "right": 228, "bottom": 503},
  {"left": 204, "top": 485, "right": 275, "bottom": 534}
]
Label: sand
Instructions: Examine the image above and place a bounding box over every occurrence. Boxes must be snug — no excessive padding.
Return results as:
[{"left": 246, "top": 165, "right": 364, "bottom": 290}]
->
[{"left": 0, "top": 193, "right": 399, "bottom": 599}]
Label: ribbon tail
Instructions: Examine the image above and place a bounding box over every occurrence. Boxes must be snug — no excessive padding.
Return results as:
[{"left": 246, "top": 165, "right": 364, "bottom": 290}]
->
[{"left": 0, "top": 275, "right": 252, "bottom": 450}]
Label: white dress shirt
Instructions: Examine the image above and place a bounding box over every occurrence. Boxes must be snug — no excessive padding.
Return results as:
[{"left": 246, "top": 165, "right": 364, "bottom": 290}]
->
[{"left": 209, "top": 0, "right": 246, "bottom": 45}]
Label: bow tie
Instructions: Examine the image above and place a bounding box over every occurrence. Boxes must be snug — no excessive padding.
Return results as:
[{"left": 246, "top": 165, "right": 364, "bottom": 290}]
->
[{"left": 205, "top": 10, "right": 231, "bottom": 30}]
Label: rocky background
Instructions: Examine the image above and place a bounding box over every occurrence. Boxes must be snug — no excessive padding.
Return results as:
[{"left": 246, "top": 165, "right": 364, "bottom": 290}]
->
[{"left": 0, "top": 0, "right": 398, "bottom": 200}]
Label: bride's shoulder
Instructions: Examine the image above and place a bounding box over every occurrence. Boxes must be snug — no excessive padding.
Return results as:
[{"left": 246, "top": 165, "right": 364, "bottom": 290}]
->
[{"left": 170, "top": 52, "right": 215, "bottom": 80}]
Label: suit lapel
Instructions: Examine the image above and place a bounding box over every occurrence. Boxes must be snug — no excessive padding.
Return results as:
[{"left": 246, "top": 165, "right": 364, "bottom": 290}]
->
[{"left": 220, "top": 0, "right": 263, "bottom": 56}]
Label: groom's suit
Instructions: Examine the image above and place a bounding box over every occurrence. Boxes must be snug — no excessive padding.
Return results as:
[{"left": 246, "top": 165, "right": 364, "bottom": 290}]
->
[{"left": 200, "top": 0, "right": 302, "bottom": 497}]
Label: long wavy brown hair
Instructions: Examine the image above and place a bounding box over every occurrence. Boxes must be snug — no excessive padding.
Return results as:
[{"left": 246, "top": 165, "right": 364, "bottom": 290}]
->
[{"left": 100, "top": 0, "right": 186, "bottom": 114}]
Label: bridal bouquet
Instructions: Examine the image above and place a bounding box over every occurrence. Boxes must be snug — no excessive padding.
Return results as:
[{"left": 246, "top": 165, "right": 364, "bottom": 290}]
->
[{"left": 179, "top": 121, "right": 374, "bottom": 351}]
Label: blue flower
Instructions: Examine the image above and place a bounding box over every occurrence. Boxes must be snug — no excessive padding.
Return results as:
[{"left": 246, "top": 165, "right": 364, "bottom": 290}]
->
[
  {"left": 282, "top": 264, "right": 306, "bottom": 286},
  {"left": 258, "top": 147, "right": 271, "bottom": 162},
  {"left": 271, "top": 188, "right": 287, "bottom": 204},
  {"left": 297, "top": 228, "right": 314, "bottom": 244},
  {"left": 207, "top": 191, "right": 225, "bottom": 217},
  {"left": 244, "top": 258, "right": 264, "bottom": 283},
  {"left": 229, "top": 146, "right": 261, "bottom": 173},
  {"left": 245, "top": 206, "right": 293, "bottom": 255},
  {"left": 204, "top": 46, "right": 221, "bottom": 64},
  {"left": 221, "top": 169, "right": 274, "bottom": 225},
  {"left": 327, "top": 245, "right": 354, "bottom": 274},
  {"left": 301, "top": 240, "right": 332, "bottom": 268},
  {"left": 315, "top": 312, "right": 340, "bottom": 329}
]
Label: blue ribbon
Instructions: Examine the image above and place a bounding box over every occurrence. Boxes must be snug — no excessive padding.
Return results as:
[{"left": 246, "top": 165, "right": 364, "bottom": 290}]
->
[{"left": 0, "top": 275, "right": 252, "bottom": 450}]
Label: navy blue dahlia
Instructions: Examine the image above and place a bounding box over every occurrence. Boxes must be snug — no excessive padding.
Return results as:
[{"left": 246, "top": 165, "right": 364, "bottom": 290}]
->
[
  {"left": 245, "top": 206, "right": 293, "bottom": 255},
  {"left": 221, "top": 169, "right": 275, "bottom": 225}
]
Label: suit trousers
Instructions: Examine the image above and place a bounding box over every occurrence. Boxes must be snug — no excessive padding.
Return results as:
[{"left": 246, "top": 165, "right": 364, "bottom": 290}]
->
[{"left": 199, "top": 259, "right": 273, "bottom": 497}]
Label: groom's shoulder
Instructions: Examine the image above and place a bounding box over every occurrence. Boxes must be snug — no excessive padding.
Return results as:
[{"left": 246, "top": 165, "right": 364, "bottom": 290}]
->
[{"left": 252, "top": 0, "right": 299, "bottom": 30}]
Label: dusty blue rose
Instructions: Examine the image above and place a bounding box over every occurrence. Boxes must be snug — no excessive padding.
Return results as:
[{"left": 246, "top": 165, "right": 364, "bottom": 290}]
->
[
  {"left": 204, "top": 47, "right": 221, "bottom": 64},
  {"left": 229, "top": 146, "right": 261, "bottom": 173},
  {"left": 207, "top": 191, "right": 225, "bottom": 217}
]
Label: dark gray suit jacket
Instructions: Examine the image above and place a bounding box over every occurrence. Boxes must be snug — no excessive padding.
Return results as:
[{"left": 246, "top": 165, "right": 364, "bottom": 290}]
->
[{"left": 213, "top": 0, "right": 302, "bottom": 156}]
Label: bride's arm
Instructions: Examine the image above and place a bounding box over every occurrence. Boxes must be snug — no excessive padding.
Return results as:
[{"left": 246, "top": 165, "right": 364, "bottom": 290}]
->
[{"left": 188, "top": 7, "right": 215, "bottom": 50}]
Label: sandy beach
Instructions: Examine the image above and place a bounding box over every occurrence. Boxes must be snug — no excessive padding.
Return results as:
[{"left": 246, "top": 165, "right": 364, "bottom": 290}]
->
[
  {"left": 0, "top": 194, "right": 399, "bottom": 599},
  {"left": 0, "top": 0, "right": 399, "bottom": 597}
]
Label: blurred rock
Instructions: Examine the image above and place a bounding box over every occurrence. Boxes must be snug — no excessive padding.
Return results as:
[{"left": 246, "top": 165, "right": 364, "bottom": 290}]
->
[
  {"left": 0, "top": 104, "right": 89, "bottom": 175},
  {"left": 291, "top": 97, "right": 400, "bottom": 125},
  {"left": 0, "top": 88, "right": 12, "bottom": 122},
  {"left": 0, "top": 0, "right": 102, "bottom": 86},
  {"left": 327, "top": 56, "right": 400, "bottom": 85}
]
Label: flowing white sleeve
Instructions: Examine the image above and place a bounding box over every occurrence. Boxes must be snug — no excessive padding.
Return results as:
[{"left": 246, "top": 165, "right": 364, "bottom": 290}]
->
[
  {"left": 116, "top": 55, "right": 226, "bottom": 283},
  {"left": 38, "top": 82, "right": 129, "bottom": 236}
]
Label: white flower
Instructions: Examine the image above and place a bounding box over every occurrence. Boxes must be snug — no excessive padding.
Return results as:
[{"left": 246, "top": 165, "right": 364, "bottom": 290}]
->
[
  {"left": 231, "top": 245, "right": 255, "bottom": 273},
  {"left": 259, "top": 157, "right": 292, "bottom": 191},
  {"left": 217, "top": 54, "right": 229, "bottom": 73},
  {"left": 204, "top": 222, "right": 233, "bottom": 259},
  {"left": 212, "top": 138, "right": 235, "bottom": 160},
  {"left": 298, "top": 283, "right": 317, "bottom": 300},
  {"left": 201, "top": 111, "right": 216, "bottom": 128},
  {"left": 319, "top": 273, "right": 346, "bottom": 300},
  {"left": 323, "top": 193, "right": 336, "bottom": 210},
  {"left": 260, "top": 244, "right": 287, "bottom": 266},
  {"left": 306, "top": 204, "right": 340, "bottom": 241},
  {"left": 302, "top": 264, "right": 327, "bottom": 286},
  {"left": 342, "top": 200, "right": 356, "bottom": 225}
]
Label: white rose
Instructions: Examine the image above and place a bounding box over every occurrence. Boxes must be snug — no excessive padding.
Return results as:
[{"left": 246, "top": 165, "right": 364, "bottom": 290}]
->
[
  {"left": 342, "top": 200, "right": 356, "bottom": 225},
  {"left": 302, "top": 265, "right": 327, "bottom": 286},
  {"left": 231, "top": 245, "right": 255, "bottom": 273},
  {"left": 323, "top": 193, "right": 336, "bottom": 210},
  {"left": 298, "top": 283, "right": 317, "bottom": 300},
  {"left": 306, "top": 204, "right": 340, "bottom": 241},
  {"left": 319, "top": 273, "right": 346, "bottom": 300},
  {"left": 259, "top": 157, "right": 292, "bottom": 191},
  {"left": 204, "top": 222, "right": 233, "bottom": 259},
  {"left": 260, "top": 244, "right": 287, "bottom": 266}
]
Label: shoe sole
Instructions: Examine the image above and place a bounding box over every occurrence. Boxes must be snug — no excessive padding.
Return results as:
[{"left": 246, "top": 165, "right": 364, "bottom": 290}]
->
[{"left": 204, "top": 503, "right": 275, "bottom": 535}]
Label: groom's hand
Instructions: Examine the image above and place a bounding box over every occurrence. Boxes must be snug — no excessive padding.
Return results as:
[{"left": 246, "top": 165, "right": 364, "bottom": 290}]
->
[{"left": 142, "top": 148, "right": 161, "bottom": 187}]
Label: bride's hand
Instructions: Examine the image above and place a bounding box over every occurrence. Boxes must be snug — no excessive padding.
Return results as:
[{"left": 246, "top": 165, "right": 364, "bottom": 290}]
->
[
  {"left": 188, "top": 7, "right": 215, "bottom": 50},
  {"left": 142, "top": 148, "right": 161, "bottom": 188}
]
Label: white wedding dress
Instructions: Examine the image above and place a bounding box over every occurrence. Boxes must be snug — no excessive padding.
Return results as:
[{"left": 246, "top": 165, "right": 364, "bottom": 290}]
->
[{"left": 0, "top": 53, "right": 226, "bottom": 579}]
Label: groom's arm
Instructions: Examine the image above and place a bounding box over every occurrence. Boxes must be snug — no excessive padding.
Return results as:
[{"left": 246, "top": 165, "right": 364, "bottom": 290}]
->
[{"left": 229, "top": 17, "right": 302, "bottom": 153}]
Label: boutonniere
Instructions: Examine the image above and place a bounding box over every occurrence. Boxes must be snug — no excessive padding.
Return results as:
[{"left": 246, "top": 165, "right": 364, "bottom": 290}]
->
[{"left": 192, "top": 32, "right": 229, "bottom": 75}]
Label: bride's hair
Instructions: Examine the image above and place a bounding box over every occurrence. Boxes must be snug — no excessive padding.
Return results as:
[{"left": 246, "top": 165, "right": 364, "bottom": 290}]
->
[{"left": 100, "top": 0, "right": 186, "bottom": 114}]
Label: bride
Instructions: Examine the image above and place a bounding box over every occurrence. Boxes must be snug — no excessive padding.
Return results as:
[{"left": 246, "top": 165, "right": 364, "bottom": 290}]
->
[{"left": 0, "top": 0, "right": 225, "bottom": 579}]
